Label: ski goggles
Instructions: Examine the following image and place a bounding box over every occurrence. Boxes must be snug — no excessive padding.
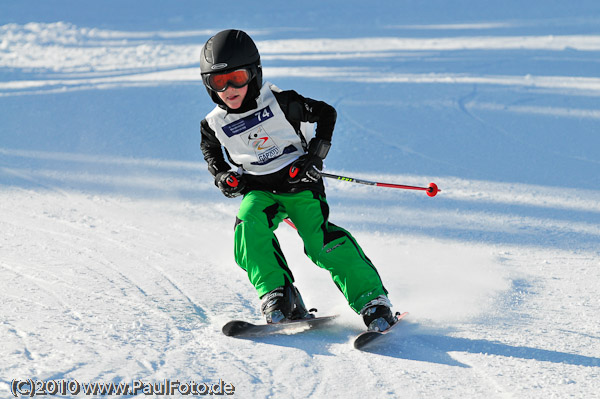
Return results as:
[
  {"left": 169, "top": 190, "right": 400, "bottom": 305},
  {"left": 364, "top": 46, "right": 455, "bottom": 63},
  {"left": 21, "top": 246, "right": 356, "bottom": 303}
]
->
[{"left": 205, "top": 68, "right": 252, "bottom": 92}]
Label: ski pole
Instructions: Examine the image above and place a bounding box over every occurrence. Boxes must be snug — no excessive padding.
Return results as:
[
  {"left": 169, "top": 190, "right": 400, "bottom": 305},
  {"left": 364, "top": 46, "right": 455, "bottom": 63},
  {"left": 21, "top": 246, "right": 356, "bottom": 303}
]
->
[
  {"left": 283, "top": 218, "right": 297, "bottom": 229},
  {"left": 321, "top": 172, "right": 440, "bottom": 197}
]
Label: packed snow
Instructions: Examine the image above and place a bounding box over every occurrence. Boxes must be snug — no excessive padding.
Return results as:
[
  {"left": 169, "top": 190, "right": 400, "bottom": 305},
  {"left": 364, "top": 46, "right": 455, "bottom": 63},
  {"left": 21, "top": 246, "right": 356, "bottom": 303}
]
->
[{"left": 1, "top": 1, "right": 599, "bottom": 398}]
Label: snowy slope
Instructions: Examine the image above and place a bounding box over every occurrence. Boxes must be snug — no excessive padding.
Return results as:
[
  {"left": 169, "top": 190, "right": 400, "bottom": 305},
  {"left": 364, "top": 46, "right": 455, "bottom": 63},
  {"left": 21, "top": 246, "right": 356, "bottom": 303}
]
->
[{"left": 1, "top": 1, "right": 600, "bottom": 398}]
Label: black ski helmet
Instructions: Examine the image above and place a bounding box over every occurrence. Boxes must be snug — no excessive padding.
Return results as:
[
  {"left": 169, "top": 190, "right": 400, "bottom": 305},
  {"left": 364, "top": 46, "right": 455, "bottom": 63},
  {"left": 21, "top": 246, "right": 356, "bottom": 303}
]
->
[{"left": 200, "top": 29, "right": 263, "bottom": 106}]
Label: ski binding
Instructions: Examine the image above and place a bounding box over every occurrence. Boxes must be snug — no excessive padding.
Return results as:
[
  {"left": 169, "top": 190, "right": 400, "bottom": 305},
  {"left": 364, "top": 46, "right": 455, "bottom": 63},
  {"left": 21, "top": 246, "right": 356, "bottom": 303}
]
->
[{"left": 353, "top": 311, "right": 409, "bottom": 350}]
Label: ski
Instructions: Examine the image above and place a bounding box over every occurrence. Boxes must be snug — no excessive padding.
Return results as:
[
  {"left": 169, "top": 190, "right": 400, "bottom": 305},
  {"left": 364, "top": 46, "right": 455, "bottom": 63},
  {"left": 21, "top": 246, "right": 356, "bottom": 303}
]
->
[
  {"left": 353, "top": 312, "right": 409, "bottom": 350},
  {"left": 222, "top": 314, "right": 339, "bottom": 337}
]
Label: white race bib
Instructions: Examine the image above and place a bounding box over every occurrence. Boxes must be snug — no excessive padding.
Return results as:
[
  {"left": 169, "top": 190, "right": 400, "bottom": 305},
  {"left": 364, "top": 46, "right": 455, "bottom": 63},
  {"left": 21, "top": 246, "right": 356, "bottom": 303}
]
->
[{"left": 205, "top": 83, "right": 304, "bottom": 175}]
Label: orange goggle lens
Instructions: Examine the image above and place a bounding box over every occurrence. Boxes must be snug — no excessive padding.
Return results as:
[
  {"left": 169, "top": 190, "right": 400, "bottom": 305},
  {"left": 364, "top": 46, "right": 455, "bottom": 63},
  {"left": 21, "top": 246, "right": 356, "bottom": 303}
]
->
[{"left": 207, "top": 69, "right": 251, "bottom": 92}]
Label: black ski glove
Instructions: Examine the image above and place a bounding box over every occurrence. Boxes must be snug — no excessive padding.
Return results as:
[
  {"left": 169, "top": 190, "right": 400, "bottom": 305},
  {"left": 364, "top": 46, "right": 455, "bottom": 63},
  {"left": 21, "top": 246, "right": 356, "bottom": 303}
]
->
[
  {"left": 215, "top": 171, "right": 246, "bottom": 198},
  {"left": 288, "top": 139, "right": 331, "bottom": 184}
]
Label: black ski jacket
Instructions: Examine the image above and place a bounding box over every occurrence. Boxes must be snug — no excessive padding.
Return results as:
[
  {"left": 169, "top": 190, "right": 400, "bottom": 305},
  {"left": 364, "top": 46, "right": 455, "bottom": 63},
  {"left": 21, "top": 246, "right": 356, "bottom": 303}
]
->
[{"left": 200, "top": 88, "right": 336, "bottom": 194}]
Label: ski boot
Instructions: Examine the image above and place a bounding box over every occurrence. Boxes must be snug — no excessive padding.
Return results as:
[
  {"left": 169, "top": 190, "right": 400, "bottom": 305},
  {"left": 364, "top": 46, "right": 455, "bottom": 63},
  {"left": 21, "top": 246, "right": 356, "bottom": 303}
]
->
[
  {"left": 261, "top": 283, "right": 313, "bottom": 324},
  {"left": 360, "top": 295, "right": 396, "bottom": 332}
]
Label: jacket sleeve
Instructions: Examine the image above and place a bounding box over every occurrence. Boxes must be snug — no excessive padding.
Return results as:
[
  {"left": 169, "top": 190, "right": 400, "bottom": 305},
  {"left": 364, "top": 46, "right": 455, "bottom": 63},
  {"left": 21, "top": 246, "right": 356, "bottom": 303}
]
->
[
  {"left": 200, "top": 119, "right": 231, "bottom": 177},
  {"left": 274, "top": 90, "right": 337, "bottom": 143}
]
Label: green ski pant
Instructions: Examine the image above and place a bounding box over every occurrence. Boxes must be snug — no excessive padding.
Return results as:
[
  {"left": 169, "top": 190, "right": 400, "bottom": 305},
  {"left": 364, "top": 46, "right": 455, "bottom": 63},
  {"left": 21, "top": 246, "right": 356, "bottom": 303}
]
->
[{"left": 234, "top": 190, "right": 388, "bottom": 314}]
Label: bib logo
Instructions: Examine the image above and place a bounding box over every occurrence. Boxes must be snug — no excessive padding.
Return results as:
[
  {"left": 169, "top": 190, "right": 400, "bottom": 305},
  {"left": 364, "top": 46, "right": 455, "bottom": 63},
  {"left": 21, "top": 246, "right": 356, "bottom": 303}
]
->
[{"left": 247, "top": 127, "right": 280, "bottom": 163}]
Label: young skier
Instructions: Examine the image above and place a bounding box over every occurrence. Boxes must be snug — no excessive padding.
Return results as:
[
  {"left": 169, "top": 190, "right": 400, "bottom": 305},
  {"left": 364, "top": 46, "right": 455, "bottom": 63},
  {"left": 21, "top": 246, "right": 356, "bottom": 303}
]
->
[{"left": 199, "top": 29, "right": 397, "bottom": 331}]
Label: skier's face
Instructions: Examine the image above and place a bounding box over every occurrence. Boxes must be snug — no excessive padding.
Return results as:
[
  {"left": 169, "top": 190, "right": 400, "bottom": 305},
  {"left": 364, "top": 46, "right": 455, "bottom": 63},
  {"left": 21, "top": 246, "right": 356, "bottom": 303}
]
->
[{"left": 217, "top": 85, "right": 248, "bottom": 110}]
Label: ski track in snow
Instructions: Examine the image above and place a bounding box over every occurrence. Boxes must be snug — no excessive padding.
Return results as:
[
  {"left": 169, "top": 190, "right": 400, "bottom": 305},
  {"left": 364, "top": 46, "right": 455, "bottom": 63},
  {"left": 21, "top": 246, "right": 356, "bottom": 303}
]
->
[{"left": 2, "top": 3, "right": 600, "bottom": 398}]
